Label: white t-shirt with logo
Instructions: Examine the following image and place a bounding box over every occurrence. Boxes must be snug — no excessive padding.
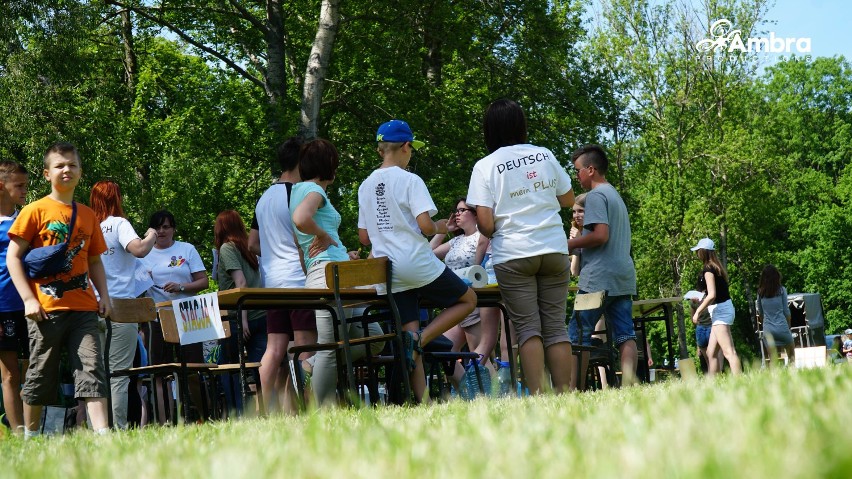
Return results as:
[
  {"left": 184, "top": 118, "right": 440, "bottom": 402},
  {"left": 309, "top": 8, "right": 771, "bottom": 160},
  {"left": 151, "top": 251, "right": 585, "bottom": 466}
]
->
[
  {"left": 466, "top": 144, "right": 572, "bottom": 265},
  {"left": 358, "top": 166, "right": 445, "bottom": 293},
  {"left": 255, "top": 182, "right": 306, "bottom": 288},
  {"left": 141, "top": 241, "right": 206, "bottom": 304},
  {"left": 100, "top": 216, "right": 142, "bottom": 299}
]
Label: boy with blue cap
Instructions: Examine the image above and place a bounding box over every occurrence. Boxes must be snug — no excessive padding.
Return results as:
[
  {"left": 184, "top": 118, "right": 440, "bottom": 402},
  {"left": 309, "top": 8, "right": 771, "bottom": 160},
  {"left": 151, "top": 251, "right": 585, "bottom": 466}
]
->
[{"left": 358, "top": 120, "right": 477, "bottom": 403}]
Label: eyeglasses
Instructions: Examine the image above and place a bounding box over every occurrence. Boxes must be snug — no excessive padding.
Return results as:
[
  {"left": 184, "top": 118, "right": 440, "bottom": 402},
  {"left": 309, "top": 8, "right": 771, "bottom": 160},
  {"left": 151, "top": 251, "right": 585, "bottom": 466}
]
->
[
  {"left": 455, "top": 208, "right": 475, "bottom": 215},
  {"left": 572, "top": 164, "right": 593, "bottom": 177}
]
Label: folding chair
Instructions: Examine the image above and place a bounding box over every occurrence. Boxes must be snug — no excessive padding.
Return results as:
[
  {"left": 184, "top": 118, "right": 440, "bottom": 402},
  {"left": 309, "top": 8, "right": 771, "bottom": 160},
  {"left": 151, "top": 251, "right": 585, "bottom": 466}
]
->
[
  {"left": 571, "top": 291, "right": 616, "bottom": 390},
  {"left": 105, "top": 298, "right": 214, "bottom": 426},
  {"left": 201, "top": 319, "right": 264, "bottom": 418},
  {"left": 289, "top": 257, "right": 408, "bottom": 406}
]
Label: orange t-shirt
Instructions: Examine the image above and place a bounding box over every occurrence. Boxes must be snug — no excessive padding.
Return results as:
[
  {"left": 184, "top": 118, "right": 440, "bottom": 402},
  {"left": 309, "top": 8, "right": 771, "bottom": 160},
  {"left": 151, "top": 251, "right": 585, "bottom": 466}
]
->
[{"left": 8, "top": 197, "right": 107, "bottom": 312}]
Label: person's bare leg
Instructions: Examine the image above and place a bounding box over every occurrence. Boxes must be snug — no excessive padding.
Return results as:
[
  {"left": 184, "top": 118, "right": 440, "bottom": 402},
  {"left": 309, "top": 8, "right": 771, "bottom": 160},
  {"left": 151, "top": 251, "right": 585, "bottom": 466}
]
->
[
  {"left": 0, "top": 351, "right": 23, "bottom": 431},
  {"left": 713, "top": 325, "right": 742, "bottom": 375},
  {"left": 444, "top": 325, "right": 466, "bottom": 388},
  {"left": 706, "top": 332, "right": 721, "bottom": 376},
  {"left": 24, "top": 403, "right": 42, "bottom": 434},
  {"left": 259, "top": 332, "right": 289, "bottom": 413},
  {"left": 519, "top": 336, "right": 546, "bottom": 394},
  {"left": 419, "top": 289, "right": 476, "bottom": 347},
  {"left": 619, "top": 339, "right": 638, "bottom": 386},
  {"left": 475, "top": 307, "right": 500, "bottom": 370},
  {"left": 544, "top": 341, "right": 573, "bottom": 393},
  {"left": 403, "top": 322, "right": 429, "bottom": 404},
  {"left": 85, "top": 397, "right": 109, "bottom": 431}
]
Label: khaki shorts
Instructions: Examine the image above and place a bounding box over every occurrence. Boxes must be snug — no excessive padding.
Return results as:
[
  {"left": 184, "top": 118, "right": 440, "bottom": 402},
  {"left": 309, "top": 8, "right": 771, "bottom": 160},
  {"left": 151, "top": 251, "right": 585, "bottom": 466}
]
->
[
  {"left": 494, "top": 253, "right": 570, "bottom": 348},
  {"left": 22, "top": 310, "right": 107, "bottom": 405}
]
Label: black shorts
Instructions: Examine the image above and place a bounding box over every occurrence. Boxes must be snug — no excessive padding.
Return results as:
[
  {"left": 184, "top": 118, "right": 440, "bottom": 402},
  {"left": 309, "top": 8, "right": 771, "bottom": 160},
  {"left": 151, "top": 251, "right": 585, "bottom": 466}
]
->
[
  {"left": 393, "top": 266, "right": 469, "bottom": 324},
  {"left": 0, "top": 310, "right": 29, "bottom": 356}
]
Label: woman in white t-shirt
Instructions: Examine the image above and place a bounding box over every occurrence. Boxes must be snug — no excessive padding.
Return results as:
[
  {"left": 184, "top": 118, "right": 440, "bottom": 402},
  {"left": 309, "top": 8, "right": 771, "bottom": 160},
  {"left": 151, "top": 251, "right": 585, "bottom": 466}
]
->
[
  {"left": 141, "top": 210, "right": 209, "bottom": 422},
  {"left": 430, "top": 197, "right": 496, "bottom": 394},
  {"left": 89, "top": 180, "right": 157, "bottom": 429},
  {"left": 466, "top": 99, "right": 575, "bottom": 394}
]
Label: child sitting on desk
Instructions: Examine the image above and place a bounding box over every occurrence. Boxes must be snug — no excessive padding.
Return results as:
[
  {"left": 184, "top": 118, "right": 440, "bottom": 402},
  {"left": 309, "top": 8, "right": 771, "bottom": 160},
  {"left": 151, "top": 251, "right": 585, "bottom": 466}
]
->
[{"left": 358, "top": 120, "right": 476, "bottom": 403}]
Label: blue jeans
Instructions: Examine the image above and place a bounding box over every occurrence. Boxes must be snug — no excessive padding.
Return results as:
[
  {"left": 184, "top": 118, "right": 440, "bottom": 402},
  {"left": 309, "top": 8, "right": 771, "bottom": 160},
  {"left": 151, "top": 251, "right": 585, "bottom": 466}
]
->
[{"left": 575, "top": 293, "right": 636, "bottom": 347}]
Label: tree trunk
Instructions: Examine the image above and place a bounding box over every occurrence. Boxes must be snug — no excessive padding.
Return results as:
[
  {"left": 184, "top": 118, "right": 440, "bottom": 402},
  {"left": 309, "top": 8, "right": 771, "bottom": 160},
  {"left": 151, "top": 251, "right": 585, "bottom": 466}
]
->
[
  {"left": 299, "top": 0, "right": 341, "bottom": 140},
  {"left": 265, "top": 0, "right": 289, "bottom": 140},
  {"left": 423, "top": 32, "right": 442, "bottom": 86},
  {"left": 120, "top": 8, "right": 137, "bottom": 94}
]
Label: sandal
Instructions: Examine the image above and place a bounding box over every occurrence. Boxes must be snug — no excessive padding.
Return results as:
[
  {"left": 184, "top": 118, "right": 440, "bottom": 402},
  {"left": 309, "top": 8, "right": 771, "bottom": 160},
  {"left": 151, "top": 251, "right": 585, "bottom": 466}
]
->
[{"left": 402, "top": 330, "right": 423, "bottom": 373}]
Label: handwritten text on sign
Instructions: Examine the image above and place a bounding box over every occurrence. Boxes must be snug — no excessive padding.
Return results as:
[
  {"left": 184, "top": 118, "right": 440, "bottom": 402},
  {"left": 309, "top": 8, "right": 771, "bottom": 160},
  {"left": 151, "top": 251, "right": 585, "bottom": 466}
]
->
[{"left": 171, "top": 292, "right": 226, "bottom": 345}]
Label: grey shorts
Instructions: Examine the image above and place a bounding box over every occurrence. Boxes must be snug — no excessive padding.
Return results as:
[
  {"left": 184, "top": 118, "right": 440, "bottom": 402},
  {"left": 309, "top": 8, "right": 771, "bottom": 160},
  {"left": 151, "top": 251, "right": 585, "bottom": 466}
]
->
[{"left": 22, "top": 310, "right": 107, "bottom": 405}]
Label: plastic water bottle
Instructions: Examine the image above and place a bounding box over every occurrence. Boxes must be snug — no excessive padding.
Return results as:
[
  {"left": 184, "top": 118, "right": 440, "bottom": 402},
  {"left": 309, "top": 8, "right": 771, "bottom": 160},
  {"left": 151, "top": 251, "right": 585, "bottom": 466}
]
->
[
  {"left": 496, "top": 359, "right": 512, "bottom": 397},
  {"left": 464, "top": 359, "right": 491, "bottom": 398},
  {"left": 482, "top": 253, "right": 497, "bottom": 285}
]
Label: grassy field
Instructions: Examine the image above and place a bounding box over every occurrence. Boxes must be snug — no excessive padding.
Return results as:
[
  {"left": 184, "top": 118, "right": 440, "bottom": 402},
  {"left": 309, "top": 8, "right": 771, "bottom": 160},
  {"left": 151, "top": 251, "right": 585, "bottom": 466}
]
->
[{"left": 2, "top": 365, "right": 851, "bottom": 479}]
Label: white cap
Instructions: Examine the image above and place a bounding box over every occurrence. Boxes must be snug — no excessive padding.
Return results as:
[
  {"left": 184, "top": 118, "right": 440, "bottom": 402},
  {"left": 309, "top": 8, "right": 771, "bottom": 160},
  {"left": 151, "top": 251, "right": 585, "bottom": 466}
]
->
[
  {"left": 691, "top": 238, "right": 715, "bottom": 251},
  {"left": 845, "top": 329, "right": 852, "bottom": 335},
  {"left": 684, "top": 290, "right": 704, "bottom": 301}
]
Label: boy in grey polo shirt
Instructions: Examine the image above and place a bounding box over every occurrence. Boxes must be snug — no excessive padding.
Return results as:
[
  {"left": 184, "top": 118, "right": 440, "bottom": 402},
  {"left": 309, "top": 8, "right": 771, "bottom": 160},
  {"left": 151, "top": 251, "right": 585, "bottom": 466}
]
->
[{"left": 568, "top": 144, "right": 638, "bottom": 385}]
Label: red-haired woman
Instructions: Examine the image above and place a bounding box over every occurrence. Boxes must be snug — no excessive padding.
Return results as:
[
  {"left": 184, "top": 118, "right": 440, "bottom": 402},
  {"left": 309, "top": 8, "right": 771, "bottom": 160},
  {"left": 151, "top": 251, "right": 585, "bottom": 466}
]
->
[
  {"left": 214, "top": 210, "right": 267, "bottom": 412},
  {"left": 89, "top": 180, "right": 157, "bottom": 429}
]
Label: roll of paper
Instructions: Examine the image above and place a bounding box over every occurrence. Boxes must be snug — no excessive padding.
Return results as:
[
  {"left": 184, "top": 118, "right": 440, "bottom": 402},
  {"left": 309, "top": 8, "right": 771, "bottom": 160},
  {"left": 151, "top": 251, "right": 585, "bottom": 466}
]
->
[{"left": 452, "top": 265, "right": 488, "bottom": 288}]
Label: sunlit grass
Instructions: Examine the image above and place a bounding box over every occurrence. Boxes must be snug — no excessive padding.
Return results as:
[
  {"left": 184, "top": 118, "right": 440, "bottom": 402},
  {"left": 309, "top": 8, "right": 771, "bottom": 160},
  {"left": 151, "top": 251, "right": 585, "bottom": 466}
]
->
[{"left": 3, "top": 366, "right": 851, "bottom": 478}]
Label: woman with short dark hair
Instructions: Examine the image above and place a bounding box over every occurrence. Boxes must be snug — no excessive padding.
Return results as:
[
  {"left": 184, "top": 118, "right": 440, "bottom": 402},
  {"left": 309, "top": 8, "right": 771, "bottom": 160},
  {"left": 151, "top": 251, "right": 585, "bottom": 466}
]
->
[{"left": 290, "top": 138, "right": 384, "bottom": 406}]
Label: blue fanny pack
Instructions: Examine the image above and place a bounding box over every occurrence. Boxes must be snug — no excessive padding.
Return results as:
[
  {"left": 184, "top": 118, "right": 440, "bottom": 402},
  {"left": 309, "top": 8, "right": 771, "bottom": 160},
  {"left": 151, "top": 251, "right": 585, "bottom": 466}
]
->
[{"left": 23, "top": 201, "right": 77, "bottom": 279}]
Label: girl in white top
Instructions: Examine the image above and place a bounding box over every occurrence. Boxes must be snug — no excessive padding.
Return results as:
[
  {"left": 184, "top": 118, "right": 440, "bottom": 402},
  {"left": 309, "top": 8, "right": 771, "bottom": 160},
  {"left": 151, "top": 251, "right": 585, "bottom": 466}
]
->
[
  {"left": 89, "top": 180, "right": 157, "bottom": 429},
  {"left": 430, "top": 197, "right": 497, "bottom": 388}
]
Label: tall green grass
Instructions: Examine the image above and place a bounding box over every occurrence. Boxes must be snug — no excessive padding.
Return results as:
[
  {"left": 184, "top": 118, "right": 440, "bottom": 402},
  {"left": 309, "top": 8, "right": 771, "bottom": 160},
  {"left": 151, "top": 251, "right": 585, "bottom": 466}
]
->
[{"left": 3, "top": 366, "right": 851, "bottom": 478}]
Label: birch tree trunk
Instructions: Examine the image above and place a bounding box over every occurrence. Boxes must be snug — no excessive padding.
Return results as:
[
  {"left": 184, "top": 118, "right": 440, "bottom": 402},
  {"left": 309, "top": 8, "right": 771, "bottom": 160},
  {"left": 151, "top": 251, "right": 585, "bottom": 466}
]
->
[{"left": 300, "top": 0, "right": 341, "bottom": 139}]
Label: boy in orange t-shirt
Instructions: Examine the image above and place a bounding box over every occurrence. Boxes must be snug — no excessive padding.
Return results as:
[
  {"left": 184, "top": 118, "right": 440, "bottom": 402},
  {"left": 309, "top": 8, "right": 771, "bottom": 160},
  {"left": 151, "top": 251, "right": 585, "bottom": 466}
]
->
[{"left": 6, "top": 142, "right": 112, "bottom": 437}]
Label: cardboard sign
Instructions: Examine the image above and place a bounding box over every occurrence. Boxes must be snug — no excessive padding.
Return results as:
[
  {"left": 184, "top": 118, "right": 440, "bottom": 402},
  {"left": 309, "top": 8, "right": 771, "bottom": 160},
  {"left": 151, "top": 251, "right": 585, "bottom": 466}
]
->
[{"left": 171, "top": 292, "right": 226, "bottom": 345}]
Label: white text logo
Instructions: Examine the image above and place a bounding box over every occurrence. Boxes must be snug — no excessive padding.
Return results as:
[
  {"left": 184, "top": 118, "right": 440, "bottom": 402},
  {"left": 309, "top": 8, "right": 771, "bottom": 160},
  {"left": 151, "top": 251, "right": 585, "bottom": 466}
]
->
[{"left": 696, "top": 19, "right": 811, "bottom": 54}]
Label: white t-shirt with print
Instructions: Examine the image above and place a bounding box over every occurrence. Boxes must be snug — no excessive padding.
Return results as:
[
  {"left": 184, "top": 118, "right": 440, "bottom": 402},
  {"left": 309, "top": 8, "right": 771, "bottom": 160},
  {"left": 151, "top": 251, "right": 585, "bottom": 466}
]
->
[
  {"left": 140, "top": 241, "right": 205, "bottom": 304},
  {"left": 358, "top": 166, "right": 445, "bottom": 293},
  {"left": 466, "top": 144, "right": 572, "bottom": 265},
  {"left": 100, "top": 216, "right": 142, "bottom": 299},
  {"left": 255, "top": 182, "right": 306, "bottom": 288}
]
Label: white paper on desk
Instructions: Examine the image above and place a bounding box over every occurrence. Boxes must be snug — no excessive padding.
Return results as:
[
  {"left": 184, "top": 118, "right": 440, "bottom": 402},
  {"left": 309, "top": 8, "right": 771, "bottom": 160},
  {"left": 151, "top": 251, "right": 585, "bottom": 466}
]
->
[
  {"left": 683, "top": 290, "right": 704, "bottom": 301},
  {"left": 172, "top": 292, "right": 226, "bottom": 345},
  {"left": 453, "top": 265, "right": 488, "bottom": 288},
  {"left": 133, "top": 260, "right": 155, "bottom": 298}
]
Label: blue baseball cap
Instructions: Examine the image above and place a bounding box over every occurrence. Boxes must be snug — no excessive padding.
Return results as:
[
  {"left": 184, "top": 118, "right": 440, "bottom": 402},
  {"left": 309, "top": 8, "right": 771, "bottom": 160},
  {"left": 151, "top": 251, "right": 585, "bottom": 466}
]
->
[{"left": 376, "top": 120, "right": 425, "bottom": 149}]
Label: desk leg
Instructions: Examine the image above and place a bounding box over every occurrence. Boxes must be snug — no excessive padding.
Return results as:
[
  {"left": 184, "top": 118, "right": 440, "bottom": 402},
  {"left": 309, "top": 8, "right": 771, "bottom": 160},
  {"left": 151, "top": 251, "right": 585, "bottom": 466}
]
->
[
  {"left": 635, "top": 321, "right": 649, "bottom": 383},
  {"left": 664, "top": 304, "right": 675, "bottom": 367},
  {"left": 497, "top": 303, "right": 517, "bottom": 393},
  {"left": 236, "top": 302, "right": 248, "bottom": 417}
]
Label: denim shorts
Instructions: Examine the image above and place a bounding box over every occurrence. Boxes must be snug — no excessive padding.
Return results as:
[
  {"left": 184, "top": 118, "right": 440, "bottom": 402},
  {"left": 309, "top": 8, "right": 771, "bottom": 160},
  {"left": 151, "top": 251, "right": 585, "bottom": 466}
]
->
[
  {"left": 695, "top": 324, "right": 712, "bottom": 348},
  {"left": 575, "top": 293, "right": 636, "bottom": 347},
  {"left": 708, "top": 299, "right": 735, "bottom": 326}
]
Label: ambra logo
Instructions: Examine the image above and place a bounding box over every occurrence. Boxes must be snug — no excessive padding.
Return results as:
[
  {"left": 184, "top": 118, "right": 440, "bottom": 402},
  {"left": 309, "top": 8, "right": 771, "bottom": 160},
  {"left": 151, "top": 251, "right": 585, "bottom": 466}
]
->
[{"left": 696, "top": 19, "right": 811, "bottom": 54}]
